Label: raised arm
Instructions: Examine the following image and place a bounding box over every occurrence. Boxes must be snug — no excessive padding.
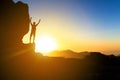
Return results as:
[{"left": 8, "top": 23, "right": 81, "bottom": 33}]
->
[
  {"left": 36, "top": 19, "right": 41, "bottom": 26},
  {"left": 30, "top": 17, "right": 32, "bottom": 25}
]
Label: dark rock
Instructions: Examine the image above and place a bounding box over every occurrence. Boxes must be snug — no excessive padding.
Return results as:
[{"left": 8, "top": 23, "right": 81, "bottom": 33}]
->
[{"left": 0, "top": 0, "right": 34, "bottom": 56}]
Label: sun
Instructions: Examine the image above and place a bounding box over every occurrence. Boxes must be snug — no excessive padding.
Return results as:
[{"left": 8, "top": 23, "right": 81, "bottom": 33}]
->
[{"left": 35, "top": 35, "right": 58, "bottom": 55}]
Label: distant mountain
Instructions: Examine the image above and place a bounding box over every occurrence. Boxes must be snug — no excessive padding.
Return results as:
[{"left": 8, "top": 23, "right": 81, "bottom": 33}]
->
[{"left": 49, "top": 50, "right": 99, "bottom": 59}]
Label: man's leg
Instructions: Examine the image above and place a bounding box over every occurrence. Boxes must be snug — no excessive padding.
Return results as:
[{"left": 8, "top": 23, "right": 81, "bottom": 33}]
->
[
  {"left": 30, "top": 33, "right": 32, "bottom": 43},
  {"left": 33, "top": 32, "right": 36, "bottom": 43}
]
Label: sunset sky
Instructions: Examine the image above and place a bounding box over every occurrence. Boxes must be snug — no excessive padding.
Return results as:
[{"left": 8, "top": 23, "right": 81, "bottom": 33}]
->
[{"left": 14, "top": 0, "right": 120, "bottom": 55}]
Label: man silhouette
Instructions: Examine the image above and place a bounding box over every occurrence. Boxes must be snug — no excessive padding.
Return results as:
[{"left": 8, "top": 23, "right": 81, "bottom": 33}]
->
[{"left": 30, "top": 17, "right": 41, "bottom": 43}]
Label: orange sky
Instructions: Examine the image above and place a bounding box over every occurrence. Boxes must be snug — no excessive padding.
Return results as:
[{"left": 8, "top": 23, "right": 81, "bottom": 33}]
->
[{"left": 14, "top": 0, "right": 120, "bottom": 55}]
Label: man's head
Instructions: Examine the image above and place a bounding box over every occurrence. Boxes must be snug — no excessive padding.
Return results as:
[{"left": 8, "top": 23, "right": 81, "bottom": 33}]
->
[{"left": 33, "top": 22, "right": 36, "bottom": 25}]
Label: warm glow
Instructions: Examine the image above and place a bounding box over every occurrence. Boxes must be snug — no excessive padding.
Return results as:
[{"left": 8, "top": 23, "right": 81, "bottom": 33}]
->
[{"left": 35, "top": 35, "right": 58, "bottom": 55}]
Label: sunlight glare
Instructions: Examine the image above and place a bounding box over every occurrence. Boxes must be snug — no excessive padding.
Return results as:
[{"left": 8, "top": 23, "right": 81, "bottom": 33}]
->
[{"left": 35, "top": 35, "right": 58, "bottom": 55}]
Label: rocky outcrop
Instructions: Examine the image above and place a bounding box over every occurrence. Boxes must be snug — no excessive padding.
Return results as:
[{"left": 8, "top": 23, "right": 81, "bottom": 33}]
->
[
  {"left": 0, "top": 0, "right": 34, "bottom": 56},
  {"left": 0, "top": 1, "right": 35, "bottom": 80}
]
